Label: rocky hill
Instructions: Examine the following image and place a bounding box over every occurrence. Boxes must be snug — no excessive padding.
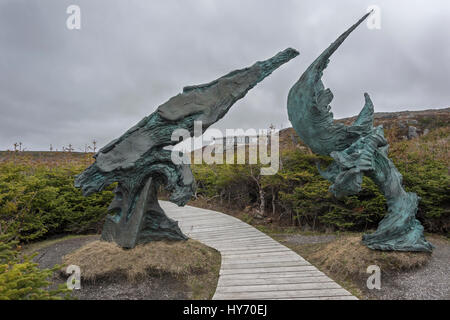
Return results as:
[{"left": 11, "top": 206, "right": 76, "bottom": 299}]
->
[{"left": 280, "top": 107, "right": 450, "bottom": 151}]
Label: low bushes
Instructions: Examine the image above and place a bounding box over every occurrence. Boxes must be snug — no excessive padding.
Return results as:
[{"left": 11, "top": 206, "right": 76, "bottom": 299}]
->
[
  {"left": 0, "top": 161, "right": 113, "bottom": 242},
  {"left": 192, "top": 128, "right": 449, "bottom": 234},
  {"left": 0, "top": 127, "right": 448, "bottom": 242}
]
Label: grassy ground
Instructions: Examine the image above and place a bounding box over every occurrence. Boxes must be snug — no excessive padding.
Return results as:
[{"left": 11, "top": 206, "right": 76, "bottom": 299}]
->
[
  {"left": 21, "top": 234, "right": 95, "bottom": 256},
  {"left": 62, "top": 239, "right": 221, "bottom": 299}
]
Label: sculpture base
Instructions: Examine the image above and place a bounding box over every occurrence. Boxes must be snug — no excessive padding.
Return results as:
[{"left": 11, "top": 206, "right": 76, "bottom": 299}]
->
[
  {"left": 362, "top": 192, "right": 433, "bottom": 252},
  {"left": 101, "top": 177, "right": 187, "bottom": 249}
]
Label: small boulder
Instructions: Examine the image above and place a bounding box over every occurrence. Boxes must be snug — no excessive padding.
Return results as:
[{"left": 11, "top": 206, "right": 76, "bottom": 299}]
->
[{"left": 408, "top": 126, "right": 419, "bottom": 139}]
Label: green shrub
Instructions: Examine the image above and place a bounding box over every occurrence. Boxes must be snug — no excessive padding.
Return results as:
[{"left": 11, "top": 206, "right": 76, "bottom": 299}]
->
[
  {"left": 0, "top": 127, "right": 447, "bottom": 240},
  {"left": 191, "top": 128, "right": 449, "bottom": 234},
  {"left": 0, "top": 234, "right": 69, "bottom": 300},
  {"left": 389, "top": 129, "right": 450, "bottom": 233},
  {"left": 0, "top": 163, "right": 113, "bottom": 242}
]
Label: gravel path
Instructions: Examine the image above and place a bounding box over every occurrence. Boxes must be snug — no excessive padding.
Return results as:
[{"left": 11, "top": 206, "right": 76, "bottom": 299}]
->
[
  {"left": 33, "top": 235, "right": 100, "bottom": 269},
  {"left": 280, "top": 234, "right": 449, "bottom": 300},
  {"left": 364, "top": 237, "right": 450, "bottom": 300}
]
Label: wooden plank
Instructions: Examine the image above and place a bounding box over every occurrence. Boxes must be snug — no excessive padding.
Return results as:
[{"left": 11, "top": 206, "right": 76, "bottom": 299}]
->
[
  {"left": 213, "top": 288, "right": 352, "bottom": 300},
  {"left": 221, "top": 255, "right": 305, "bottom": 264},
  {"left": 220, "top": 248, "right": 292, "bottom": 255},
  {"left": 193, "top": 234, "right": 268, "bottom": 242},
  {"left": 218, "top": 271, "right": 327, "bottom": 280},
  {"left": 221, "top": 252, "right": 303, "bottom": 261},
  {"left": 186, "top": 229, "right": 253, "bottom": 235},
  {"left": 220, "top": 249, "right": 290, "bottom": 255},
  {"left": 265, "top": 296, "right": 358, "bottom": 300},
  {"left": 221, "top": 261, "right": 310, "bottom": 269},
  {"left": 161, "top": 201, "right": 357, "bottom": 300},
  {"left": 203, "top": 235, "right": 274, "bottom": 242},
  {"left": 187, "top": 226, "right": 255, "bottom": 234},
  {"left": 178, "top": 219, "right": 235, "bottom": 226},
  {"left": 219, "top": 245, "right": 290, "bottom": 252},
  {"left": 209, "top": 240, "right": 277, "bottom": 247},
  {"left": 190, "top": 229, "right": 262, "bottom": 236},
  {"left": 217, "top": 282, "right": 342, "bottom": 293},
  {"left": 217, "top": 276, "right": 333, "bottom": 287},
  {"left": 220, "top": 265, "right": 318, "bottom": 275},
  {"left": 222, "top": 252, "right": 303, "bottom": 259}
]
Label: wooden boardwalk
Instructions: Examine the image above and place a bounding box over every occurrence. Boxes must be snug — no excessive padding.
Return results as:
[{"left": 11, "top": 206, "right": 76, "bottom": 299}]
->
[{"left": 162, "top": 201, "right": 356, "bottom": 300}]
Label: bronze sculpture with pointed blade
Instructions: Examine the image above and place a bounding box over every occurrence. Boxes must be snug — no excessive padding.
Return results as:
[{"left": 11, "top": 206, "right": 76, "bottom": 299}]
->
[{"left": 287, "top": 12, "right": 433, "bottom": 252}]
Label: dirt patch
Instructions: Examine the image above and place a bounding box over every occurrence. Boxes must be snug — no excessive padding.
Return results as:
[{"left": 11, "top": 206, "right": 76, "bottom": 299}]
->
[
  {"left": 278, "top": 233, "right": 449, "bottom": 300},
  {"left": 31, "top": 235, "right": 100, "bottom": 269},
  {"left": 69, "top": 274, "right": 190, "bottom": 300},
  {"left": 29, "top": 235, "right": 220, "bottom": 300},
  {"left": 277, "top": 234, "right": 337, "bottom": 244}
]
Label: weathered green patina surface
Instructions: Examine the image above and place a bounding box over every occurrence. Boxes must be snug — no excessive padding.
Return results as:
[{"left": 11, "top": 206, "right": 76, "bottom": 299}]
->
[
  {"left": 287, "top": 13, "right": 433, "bottom": 252},
  {"left": 75, "top": 48, "right": 299, "bottom": 248}
]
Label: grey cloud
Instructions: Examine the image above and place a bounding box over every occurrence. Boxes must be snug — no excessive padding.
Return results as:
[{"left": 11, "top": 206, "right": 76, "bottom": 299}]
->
[{"left": 0, "top": 0, "right": 449, "bottom": 150}]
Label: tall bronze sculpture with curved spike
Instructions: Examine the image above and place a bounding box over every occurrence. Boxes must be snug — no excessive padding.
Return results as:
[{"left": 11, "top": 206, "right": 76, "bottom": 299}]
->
[
  {"left": 287, "top": 12, "right": 433, "bottom": 252},
  {"left": 75, "top": 48, "right": 299, "bottom": 248}
]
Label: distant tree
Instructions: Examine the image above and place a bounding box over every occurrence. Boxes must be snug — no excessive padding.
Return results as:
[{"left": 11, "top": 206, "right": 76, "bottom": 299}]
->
[
  {"left": 62, "top": 145, "right": 74, "bottom": 153},
  {"left": 269, "top": 123, "right": 275, "bottom": 132}
]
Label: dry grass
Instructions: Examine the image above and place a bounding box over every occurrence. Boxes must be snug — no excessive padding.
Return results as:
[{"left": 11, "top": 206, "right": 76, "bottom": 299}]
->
[
  {"left": 278, "top": 234, "right": 432, "bottom": 298},
  {"left": 62, "top": 239, "right": 221, "bottom": 299},
  {"left": 303, "top": 236, "right": 431, "bottom": 278},
  {"left": 0, "top": 151, "right": 94, "bottom": 168},
  {"left": 390, "top": 126, "right": 449, "bottom": 166},
  {"left": 63, "top": 239, "right": 219, "bottom": 281}
]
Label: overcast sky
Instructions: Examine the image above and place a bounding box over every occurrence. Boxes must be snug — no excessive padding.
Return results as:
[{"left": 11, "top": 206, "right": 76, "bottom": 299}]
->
[{"left": 0, "top": 0, "right": 449, "bottom": 151}]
